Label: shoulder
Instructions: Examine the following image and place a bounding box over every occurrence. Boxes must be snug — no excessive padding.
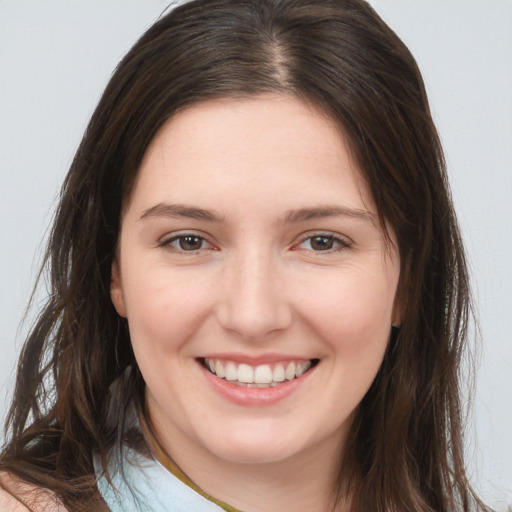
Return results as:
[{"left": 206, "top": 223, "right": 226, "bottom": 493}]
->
[{"left": 0, "top": 471, "right": 68, "bottom": 512}]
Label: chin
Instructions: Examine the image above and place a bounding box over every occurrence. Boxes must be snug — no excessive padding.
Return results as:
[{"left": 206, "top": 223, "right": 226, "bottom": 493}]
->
[
  {"left": 211, "top": 442, "right": 298, "bottom": 465},
  {"left": 198, "top": 422, "right": 317, "bottom": 466}
]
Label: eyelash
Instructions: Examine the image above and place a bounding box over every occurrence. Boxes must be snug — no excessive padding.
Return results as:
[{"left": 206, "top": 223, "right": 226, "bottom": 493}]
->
[
  {"left": 159, "top": 232, "right": 351, "bottom": 254},
  {"left": 159, "top": 233, "right": 214, "bottom": 253},
  {"left": 294, "top": 233, "right": 352, "bottom": 253}
]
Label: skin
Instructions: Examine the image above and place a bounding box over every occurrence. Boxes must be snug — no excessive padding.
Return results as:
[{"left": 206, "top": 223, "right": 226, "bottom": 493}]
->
[
  {"left": 0, "top": 472, "right": 76, "bottom": 512},
  {"left": 111, "top": 95, "right": 401, "bottom": 512}
]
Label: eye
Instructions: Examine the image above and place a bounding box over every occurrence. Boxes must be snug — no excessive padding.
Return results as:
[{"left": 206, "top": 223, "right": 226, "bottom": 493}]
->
[
  {"left": 161, "top": 234, "right": 213, "bottom": 253},
  {"left": 295, "top": 233, "right": 351, "bottom": 253}
]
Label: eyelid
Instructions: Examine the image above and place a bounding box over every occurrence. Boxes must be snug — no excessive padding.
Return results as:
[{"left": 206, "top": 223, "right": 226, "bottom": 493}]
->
[
  {"left": 157, "top": 230, "right": 352, "bottom": 254},
  {"left": 293, "top": 231, "right": 353, "bottom": 252},
  {"left": 158, "top": 230, "right": 217, "bottom": 252}
]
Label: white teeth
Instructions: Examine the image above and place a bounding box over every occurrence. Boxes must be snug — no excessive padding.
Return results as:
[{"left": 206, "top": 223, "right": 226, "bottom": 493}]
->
[
  {"left": 237, "top": 364, "right": 254, "bottom": 383},
  {"left": 272, "top": 364, "right": 286, "bottom": 382},
  {"left": 254, "top": 364, "right": 273, "bottom": 384},
  {"left": 296, "top": 360, "right": 312, "bottom": 377},
  {"left": 215, "top": 360, "right": 226, "bottom": 379},
  {"left": 285, "top": 362, "right": 296, "bottom": 380},
  {"left": 204, "top": 358, "right": 314, "bottom": 385},
  {"left": 225, "top": 361, "right": 237, "bottom": 381}
]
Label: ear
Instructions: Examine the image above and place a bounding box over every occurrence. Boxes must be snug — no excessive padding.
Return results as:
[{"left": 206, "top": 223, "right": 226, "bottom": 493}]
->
[{"left": 111, "top": 261, "right": 127, "bottom": 317}]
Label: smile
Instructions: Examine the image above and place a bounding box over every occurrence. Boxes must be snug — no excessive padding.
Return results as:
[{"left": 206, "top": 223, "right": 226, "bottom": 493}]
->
[{"left": 202, "top": 358, "right": 318, "bottom": 388}]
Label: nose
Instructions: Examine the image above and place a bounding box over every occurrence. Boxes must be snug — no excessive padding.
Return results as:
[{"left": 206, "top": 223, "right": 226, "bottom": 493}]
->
[{"left": 215, "top": 248, "right": 293, "bottom": 340}]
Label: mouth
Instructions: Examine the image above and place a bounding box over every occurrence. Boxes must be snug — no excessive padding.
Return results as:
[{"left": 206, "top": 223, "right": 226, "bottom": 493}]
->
[{"left": 200, "top": 357, "right": 319, "bottom": 388}]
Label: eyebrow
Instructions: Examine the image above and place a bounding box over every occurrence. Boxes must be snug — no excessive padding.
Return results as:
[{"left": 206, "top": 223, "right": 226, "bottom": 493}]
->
[
  {"left": 139, "top": 203, "right": 224, "bottom": 222},
  {"left": 284, "top": 205, "right": 376, "bottom": 225},
  {"left": 139, "top": 203, "right": 375, "bottom": 225}
]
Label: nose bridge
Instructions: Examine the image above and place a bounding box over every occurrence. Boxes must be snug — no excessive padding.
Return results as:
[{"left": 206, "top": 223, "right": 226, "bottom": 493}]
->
[{"left": 217, "top": 243, "right": 291, "bottom": 339}]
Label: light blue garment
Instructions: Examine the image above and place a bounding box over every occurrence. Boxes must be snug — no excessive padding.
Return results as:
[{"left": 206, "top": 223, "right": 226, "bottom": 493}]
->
[{"left": 94, "top": 445, "right": 225, "bottom": 512}]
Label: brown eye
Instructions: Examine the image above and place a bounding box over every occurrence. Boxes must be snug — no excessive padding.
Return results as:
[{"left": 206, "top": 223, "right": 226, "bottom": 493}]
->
[
  {"left": 178, "top": 235, "right": 204, "bottom": 251},
  {"left": 310, "top": 236, "right": 335, "bottom": 251},
  {"left": 295, "top": 233, "right": 351, "bottom": 253},
  {"left": 162, "top": 234, "right": 211, "bottom": 252}
]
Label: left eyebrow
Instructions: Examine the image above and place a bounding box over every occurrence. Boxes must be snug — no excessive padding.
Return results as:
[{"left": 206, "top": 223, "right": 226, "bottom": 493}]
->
[
  {"left": 139, "top": 203, "right": 225, "bottom": 222},
  {"left": 283, "top": 205, "right": 376, "bottom": 225}
]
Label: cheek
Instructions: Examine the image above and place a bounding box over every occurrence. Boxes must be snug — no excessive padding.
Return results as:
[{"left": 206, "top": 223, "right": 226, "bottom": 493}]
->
[
  {"left": 303, "top": 271, "right": 395, "bottom": 416},
  {"left": 297, "top": 265, "right": 397, "bottom": 343},
  {"left": 121, "top": 265, "right": 214, "bottom": 354}
]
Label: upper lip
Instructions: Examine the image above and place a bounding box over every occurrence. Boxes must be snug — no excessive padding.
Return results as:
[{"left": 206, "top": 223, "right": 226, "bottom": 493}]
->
[{"left": 198, "top": 353, "right": 315, "bottom": 365}]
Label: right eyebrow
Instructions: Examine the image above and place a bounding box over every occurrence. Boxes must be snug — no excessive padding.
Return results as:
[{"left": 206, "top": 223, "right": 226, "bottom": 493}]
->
[
  {"left": 283, "top": 205, "right": 376, "bottom": 226},
  {"left": 139, "top": 203, "right": 225, "bottom": 222}
]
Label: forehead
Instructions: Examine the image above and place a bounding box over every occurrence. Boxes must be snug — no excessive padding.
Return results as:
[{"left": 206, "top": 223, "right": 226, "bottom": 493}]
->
[{"left": 127, "top": 94, "right": 374, "bottom": 218}]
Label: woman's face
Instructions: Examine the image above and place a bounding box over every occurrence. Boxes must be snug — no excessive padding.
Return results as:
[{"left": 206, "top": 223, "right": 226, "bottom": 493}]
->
[{"left": 111, "top": 95, "right": 401, "bottom": 468}]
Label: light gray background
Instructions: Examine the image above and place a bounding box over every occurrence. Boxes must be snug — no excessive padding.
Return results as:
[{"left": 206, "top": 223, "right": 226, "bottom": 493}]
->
[{"left": 1, "top": 0, "right": 511, "bottom": 509}]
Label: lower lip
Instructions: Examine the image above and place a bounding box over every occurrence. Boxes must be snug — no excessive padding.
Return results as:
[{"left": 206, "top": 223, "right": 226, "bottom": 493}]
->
[{"left": 199, "top": 362, "right": 315, "bottom": 407}]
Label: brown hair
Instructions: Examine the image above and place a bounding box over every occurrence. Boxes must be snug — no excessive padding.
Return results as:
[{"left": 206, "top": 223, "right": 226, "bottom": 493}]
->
[{"left": 1, "top": 0, "right": 490, "bottom": 510}]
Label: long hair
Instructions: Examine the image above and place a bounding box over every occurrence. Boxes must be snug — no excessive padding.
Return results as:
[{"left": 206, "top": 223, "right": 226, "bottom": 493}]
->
[{"left": 1, "top": 0, "right": 488, "bottom": 510}]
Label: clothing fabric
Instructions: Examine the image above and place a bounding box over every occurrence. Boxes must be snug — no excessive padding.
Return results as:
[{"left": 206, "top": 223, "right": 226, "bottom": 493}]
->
[
  {"left": 94, "top": 445, "right": 230, "bottom": 512},
  {"left": 95, "top": 375, "right": 244, "bottom": 512}
]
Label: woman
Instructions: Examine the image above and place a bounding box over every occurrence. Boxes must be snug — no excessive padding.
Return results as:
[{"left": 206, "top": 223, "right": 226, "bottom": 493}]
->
[{"left": 0, "top": 0, "right": 492, "bottom": 510}]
